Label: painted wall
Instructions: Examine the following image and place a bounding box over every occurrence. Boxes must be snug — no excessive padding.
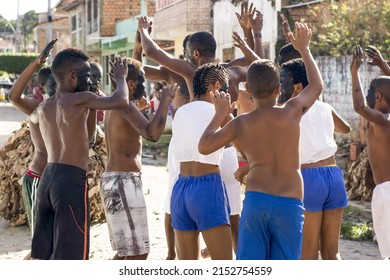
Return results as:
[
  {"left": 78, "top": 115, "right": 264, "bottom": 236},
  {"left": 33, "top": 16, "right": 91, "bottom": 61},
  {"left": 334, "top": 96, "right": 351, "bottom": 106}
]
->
[{"left": 213, "top": 0, "right": 281, "bottom": 62}]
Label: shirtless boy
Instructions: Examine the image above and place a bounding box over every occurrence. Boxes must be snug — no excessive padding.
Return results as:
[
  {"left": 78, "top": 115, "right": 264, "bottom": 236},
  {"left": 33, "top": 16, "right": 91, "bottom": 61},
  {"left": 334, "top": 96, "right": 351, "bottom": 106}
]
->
[
  {"left": 100, "top": 58, "right": 178, "bottom": 260},
  {"left": 29, "top": 50, "right": 129, "bottom": 260},
  {"left": 351, "top": 44, "right": 390, "bottom": 259},
  {"left": 198, "top": 23, "right": 323, "bottom": 259}
]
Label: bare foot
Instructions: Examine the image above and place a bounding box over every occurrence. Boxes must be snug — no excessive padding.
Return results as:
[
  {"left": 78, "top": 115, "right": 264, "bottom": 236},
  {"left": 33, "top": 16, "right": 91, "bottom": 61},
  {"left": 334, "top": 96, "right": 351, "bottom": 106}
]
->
[
  {"left": 201, "top": 247, "right": 210, "bottom": 259},
  {"left": 166, "top": 252, "right": 176, "bottom": 260}
]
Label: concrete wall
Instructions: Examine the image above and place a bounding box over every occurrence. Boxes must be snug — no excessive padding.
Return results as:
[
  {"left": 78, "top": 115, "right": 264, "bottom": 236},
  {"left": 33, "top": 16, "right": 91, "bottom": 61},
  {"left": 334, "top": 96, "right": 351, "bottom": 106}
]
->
[{"left": 317, "top": 56, "right": 382, "bottom": 143}]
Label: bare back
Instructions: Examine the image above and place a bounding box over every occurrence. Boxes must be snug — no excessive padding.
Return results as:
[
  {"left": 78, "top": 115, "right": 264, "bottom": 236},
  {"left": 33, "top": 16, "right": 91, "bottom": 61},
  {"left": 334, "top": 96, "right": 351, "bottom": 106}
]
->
[
  {"left": 28, "top": 121, "right": 47, "bottom": 175},
  {"left": 38, "top": 93, "right": 91, "bottom": 171},
  {"left": 366, "top": 117, "right": 390, "bottom": 184},
  {"left": 104, "top": 108, "right": 142, "bottom": 172},
  {"left": 236, "top": 107, "right": 303, "bottom": 199}
]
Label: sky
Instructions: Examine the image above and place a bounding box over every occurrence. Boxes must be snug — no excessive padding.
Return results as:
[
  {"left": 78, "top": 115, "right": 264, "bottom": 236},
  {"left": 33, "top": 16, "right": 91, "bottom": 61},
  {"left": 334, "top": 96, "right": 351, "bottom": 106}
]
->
[{"left": 0, "top": 0, "right": 59, "bottom": 21}]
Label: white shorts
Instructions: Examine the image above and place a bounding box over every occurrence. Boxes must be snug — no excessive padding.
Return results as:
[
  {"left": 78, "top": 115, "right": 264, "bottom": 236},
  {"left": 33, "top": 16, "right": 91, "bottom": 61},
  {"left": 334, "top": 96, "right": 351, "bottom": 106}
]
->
[
  {"left": 220, "top": 146, "right": 242, "bottom": 215},
  {"left": 100, "top": 172, "right": 150, "bottom": 257},
  {"left": 165, "top": 141, "right": 179, "bottom": 214},
  {"left": 371, "top": 181, "right": 390, "bottom": 259}
]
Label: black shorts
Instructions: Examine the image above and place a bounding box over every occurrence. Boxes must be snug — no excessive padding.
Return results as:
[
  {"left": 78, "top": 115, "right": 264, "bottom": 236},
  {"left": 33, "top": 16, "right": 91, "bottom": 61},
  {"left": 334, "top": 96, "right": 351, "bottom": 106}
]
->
[{"left": 31, "top": 163, "right": 89, "bottom": 260}]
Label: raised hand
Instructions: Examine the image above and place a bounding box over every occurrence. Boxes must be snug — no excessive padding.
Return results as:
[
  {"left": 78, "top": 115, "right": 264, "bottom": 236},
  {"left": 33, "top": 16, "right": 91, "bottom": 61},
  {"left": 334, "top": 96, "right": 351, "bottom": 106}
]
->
[
  {"left": 211, "top": 90, "right": 236, "bottom": 118},
  {"left": 351, "top": 44, "right": 363, "bottom": 72},
  {"left": 288, "top": 22, "right": 311, "bottom": 53},
  {"left": 135, "top": 96, "right": 150, "bottom": 110},
  {"left": 250, "top": 10, "right": 263, "bottom": 34},
  {"left": 280, "top": 14, "right": 292, "bottom": 42},
  {"left": 235, "top": 1, "right": 255, "bottom": 31},
  {"left": 160, "top": 83, "right": 180, "bottom": 102},
  {"left": 365, "top": 45, "right": 386, "bottom": 66},
  {"left": 37, "top": 38, "right": 58, "bottom": 64},
  {"left": 137, "top": 16, "right": 152, "bottom": 32},
  {"left": 109, "top": 56, "right": 128, "bottom": 81},
  {"left": 232, "top": 31, "right": 259, "bottom": 62}
]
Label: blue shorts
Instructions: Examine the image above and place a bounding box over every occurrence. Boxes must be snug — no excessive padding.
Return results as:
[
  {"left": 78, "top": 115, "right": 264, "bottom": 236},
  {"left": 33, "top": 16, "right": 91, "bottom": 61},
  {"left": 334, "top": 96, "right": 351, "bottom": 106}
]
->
[
  {"left": 170, "top": 173, "right": 230, "bottom": 231},
  {"left": 236, "top": 191, "right": 304, "bottom": 260},
  {"left": 302, "top": 165, "right": 348, "bottom": 212}
]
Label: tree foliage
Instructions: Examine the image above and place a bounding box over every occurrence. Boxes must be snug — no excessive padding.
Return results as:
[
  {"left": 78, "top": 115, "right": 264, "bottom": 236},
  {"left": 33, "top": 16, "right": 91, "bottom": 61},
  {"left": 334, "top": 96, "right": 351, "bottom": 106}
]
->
[{"left": 309, "top": 0, "right": 390, "bottom": 57}]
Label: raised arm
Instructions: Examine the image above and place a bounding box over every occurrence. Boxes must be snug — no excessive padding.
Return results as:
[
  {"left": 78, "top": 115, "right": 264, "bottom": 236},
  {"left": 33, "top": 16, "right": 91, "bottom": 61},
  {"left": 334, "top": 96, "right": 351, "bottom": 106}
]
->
[
  {"left": 332, "top": 108, "right": 351, "bottom": 134},
  {"left": 285, "top": 23, "right": 323, "bottom": 115},
  {"left": 9, "top": 38, "right": 57, "bottom": 115},
  {"left": 235, "top": 2, "right": 255, "bottom": 50},
  {"left": 232, "top": 31, "right": 260, "bottom": 64},
  {"left": 280, "top": 14, "right": 292, "bottom": 43},
  {"left": 350, "top": 45, "right": 389, "bottom": 125},
  {"left": 365, "top": 45, "right": 390, "bottom": 76},
  {"left": 198, "top": 91, "right": 238, "bottom": 155},
  {"left": 137, "top": 16, "right": 194, "bottom": 81},
  {"left": 121, "top": 83, "right": 179, "bottom": 142}
]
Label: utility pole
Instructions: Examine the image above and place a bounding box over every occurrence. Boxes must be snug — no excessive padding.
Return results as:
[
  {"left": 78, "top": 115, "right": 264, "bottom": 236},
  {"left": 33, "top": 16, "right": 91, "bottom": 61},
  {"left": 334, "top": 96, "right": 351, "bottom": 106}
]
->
[
  {"left": 47, "top": 0, "right": 53, "bottom": 63},
  {"left": 15, "top": 0, "right": 21, "bottom": 52}
]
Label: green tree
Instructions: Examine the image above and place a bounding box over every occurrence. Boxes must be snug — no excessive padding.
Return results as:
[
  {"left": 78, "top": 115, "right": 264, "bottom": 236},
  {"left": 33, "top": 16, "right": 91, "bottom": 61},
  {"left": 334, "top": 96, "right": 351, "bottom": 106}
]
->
[
  {"left": 310, "top": 0, "right": 390, "bottom": 57},
  {"left": 21, "top": 10, "right": 38, "bottom": 52}
]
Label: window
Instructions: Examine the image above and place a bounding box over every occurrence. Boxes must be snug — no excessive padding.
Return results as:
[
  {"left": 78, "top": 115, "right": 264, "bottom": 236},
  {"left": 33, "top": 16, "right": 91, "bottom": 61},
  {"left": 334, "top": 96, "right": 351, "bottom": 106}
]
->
[
  {"left": 87, "top": 0, "right": 99, "bottom": 35},
  {"left": 71, "top": 11, "right": 83, "bottom": 47}
]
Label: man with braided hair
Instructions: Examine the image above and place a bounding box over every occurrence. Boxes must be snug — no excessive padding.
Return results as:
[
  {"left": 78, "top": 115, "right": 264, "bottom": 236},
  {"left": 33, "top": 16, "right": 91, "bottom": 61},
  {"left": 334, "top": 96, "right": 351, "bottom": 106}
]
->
[{"left": 169, "top": 63, "right": 232, "bottom": 260}]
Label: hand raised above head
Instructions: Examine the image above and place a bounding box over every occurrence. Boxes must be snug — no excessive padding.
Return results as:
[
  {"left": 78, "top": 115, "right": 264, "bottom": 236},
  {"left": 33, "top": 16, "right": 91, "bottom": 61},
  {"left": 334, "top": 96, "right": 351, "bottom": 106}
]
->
[
  {"left": 235, "top": 1, "right": 255, "bottom": 31},
  {"left": 280, "top": 14, "right": 291, "bottom": 42},
  {"left": 365, "top": 45, "right": 385, "bottom": 66},
  {"left": 109, "top": 56, "right": 128, "bottom": 80},
  {"left": 37, "top": 38, "right": 58, "bottom": 64},
  {"left": 250, "top": 10, "right": 263, "bottom": 34},
  {"left": 137, "top": 16, "right": 152, "bottom": 32},
  {"left": 287, "top": 22, "right": 312, "bottom": 53},
  {"left": 351, "top": 44, "right": 363, "bottom": 72}
]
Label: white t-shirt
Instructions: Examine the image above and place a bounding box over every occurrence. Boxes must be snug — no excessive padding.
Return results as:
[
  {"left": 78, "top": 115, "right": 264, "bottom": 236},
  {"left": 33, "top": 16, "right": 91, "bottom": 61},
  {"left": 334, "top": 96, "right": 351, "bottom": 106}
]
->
[
  {"left": 171, "top": 101, "right": 223, "bottom": 165},
  {"left": 299, "top": 100, "right": 338, "bottom": 164}
]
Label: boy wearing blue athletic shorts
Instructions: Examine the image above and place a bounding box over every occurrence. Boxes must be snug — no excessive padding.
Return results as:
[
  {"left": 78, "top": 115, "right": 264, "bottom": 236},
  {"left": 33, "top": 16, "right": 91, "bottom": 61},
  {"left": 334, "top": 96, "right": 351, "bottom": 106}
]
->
[
  {"left": 199, "top": 23, "right": 323, "bottom": 259},
  {"left": 279, "top": 58, "right": 351, "bottom": 260},
  {"left": 351, "top": 45, "right": 390, "bottom": 259}
]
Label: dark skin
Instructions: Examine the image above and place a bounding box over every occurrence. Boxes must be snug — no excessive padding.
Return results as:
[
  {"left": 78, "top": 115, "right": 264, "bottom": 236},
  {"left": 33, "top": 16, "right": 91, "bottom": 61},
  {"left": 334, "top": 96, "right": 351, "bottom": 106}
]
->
[
  {"left": 30, "top": 56, "right": 129, "bottom": 171},
  {"left": 351, "top": 45, "right": 390, "bottom": 185},
  {"left": 365, "top": 45, "right": 390, "bottom": 76},
  {"left": 8, "top": 39, "right": 57, "bottom": 175},
  {"left": 104, "top": 78, "right": 178, "bottom": 260}
]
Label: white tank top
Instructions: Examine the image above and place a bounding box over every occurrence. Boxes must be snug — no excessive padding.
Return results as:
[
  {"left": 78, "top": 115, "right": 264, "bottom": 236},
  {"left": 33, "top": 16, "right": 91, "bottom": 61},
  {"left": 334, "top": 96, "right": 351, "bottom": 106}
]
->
[
  {"left": 300, "top": 100, "right": 337, "bottom": 164},
  {"left": 171, "top": 101, "right": 223, "bottom": 165}
]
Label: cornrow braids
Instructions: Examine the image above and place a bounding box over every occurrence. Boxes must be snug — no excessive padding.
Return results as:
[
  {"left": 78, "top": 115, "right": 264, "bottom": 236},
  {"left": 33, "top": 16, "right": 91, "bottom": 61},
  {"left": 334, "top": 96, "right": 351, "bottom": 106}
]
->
[{"left": 193, "top": 63, "right": 230, "bottom": 99}]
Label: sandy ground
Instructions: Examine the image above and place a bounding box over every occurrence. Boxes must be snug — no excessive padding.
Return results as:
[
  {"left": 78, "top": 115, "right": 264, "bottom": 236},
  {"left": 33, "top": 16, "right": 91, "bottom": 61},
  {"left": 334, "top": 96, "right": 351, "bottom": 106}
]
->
[{"left": 0, "top": 102, "right": 382, "bottom": 260}]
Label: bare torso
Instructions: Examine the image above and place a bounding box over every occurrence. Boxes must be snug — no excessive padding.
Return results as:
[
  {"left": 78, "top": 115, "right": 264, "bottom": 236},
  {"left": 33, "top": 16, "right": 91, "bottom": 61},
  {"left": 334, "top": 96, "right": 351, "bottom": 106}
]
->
[
  {"left": 38, "top": 93, "right": 91, "bottom": 171},
  {"left": 104, "top": 108, "right": 142, "bottom": 172},
  {"left": 28, "top": 121, "right": 47, "bottom": 175},
  {"left": 237, "top": 107, "right": 303, "bottom": 199},
  {"left": 366, "top": 120, "right": 390, "bottom": 185}
]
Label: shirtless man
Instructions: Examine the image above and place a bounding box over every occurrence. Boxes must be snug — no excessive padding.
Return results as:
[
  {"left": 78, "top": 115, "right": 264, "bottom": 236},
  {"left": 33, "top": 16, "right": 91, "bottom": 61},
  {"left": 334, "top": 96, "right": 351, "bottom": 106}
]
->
[
  {"left": 8, "top": 39, "right": 57, "bottom": 236},
  {"left": 351, "top": 44, "right": 390, "bottom": 259},
  {"left": 100, "top": 57, "right": 178, "bottom": 260},
  {"left": 29, "top": 50, "right": 129, "bottom": 260},
  {"left": 198, "top": 23, "right": 323, "bottom": 259}
]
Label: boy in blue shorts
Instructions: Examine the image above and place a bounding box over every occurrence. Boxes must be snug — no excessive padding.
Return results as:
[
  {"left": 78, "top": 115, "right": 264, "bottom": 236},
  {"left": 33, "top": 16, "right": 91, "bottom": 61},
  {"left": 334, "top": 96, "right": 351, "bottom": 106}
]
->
[
  {"left": 198, "top": 23, "right": 323, "bottom": 259},
  {"left": 279, "top": 58, "right": 351, "bottom": 259}
]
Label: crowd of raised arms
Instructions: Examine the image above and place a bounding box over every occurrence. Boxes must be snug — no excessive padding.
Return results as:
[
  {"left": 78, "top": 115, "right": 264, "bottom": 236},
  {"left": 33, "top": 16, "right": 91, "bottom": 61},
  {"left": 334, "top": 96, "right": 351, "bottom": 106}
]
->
[{"left": 7, "top": 2, "right": 390, "bottom": 260}]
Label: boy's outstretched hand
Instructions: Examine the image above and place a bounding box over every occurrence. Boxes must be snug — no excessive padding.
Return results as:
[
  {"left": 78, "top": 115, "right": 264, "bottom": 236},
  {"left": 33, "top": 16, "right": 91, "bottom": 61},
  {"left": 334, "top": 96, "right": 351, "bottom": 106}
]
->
[{"left": 211, "top": 91, "right": 236, "bottom": 118}]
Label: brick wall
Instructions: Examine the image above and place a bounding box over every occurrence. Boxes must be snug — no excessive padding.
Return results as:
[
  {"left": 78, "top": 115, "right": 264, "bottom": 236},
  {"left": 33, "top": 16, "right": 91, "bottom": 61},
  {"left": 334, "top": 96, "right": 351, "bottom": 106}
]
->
[{"left": 101, "top": 0, "right": 155, "bottom": 37}]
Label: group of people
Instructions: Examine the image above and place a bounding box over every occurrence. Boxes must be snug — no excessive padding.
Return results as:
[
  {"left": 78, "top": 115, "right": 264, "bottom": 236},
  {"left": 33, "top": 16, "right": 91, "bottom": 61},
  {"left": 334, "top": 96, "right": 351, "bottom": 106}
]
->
[{"left": 7, "top": 1, "right": 390, "bottom": 260}]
